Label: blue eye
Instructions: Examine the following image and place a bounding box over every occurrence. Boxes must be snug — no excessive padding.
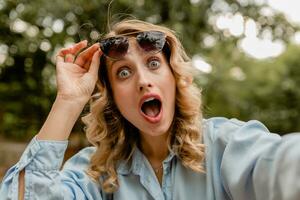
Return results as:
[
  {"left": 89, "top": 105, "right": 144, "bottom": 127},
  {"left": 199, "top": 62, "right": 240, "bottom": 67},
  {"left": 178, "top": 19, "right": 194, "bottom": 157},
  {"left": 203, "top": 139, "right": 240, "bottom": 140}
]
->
[
  {"left": 117, "top": 68, "right": 131, "bottom": 78},
  {"left": 148, "top": 60, "right": 160, "bottom": 69}
]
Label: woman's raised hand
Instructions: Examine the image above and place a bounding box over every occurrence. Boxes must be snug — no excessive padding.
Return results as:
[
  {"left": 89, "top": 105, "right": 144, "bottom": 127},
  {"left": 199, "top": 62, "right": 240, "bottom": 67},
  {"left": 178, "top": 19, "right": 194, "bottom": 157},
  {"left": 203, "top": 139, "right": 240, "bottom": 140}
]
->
[{"left": 56, "top": 41, "right": 102, "bottom": 105}]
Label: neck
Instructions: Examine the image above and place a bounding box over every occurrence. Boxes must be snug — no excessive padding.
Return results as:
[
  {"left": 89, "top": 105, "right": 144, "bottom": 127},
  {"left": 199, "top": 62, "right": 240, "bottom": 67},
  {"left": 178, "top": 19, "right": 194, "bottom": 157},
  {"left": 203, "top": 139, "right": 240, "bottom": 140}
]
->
[{"left": 139, "top": 133, "right": 169, "bottom": 162}]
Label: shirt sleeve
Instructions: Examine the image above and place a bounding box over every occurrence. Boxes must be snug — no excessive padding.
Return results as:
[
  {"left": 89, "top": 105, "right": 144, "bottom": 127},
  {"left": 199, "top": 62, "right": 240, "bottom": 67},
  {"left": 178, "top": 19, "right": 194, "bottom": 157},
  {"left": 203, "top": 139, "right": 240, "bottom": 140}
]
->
[
  {"left": 0, "top": 137, "right": 103, "bottom": 200},
  {"left": 205, "top": 117, "right": 300, "bottom": 200}
]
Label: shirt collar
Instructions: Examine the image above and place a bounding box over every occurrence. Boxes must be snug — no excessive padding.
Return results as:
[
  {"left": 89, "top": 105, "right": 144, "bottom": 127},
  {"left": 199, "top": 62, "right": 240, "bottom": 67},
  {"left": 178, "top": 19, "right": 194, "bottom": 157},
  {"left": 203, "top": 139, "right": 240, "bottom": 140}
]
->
[{"left": 117, "top": 147, "right": 176, "bottom": 175}]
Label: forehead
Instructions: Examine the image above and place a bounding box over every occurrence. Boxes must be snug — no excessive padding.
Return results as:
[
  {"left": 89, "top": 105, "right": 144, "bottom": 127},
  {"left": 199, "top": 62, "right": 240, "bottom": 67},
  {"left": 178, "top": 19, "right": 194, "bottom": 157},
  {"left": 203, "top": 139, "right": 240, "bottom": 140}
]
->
[{"left": 106, "top": 38, "right": 143, "bottom": 66}]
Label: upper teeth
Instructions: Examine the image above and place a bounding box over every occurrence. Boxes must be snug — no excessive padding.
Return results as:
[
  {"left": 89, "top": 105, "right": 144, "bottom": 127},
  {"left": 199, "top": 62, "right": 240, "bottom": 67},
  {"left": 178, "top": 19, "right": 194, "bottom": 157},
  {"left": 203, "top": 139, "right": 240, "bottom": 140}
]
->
[{"left": 144, "top": 97, "right": 155, "bottom": 103}]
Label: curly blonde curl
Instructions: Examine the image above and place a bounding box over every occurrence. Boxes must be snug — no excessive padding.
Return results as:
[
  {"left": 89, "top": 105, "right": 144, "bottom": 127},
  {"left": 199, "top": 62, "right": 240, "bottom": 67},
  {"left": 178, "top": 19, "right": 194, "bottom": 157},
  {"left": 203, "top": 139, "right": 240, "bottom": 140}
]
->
[{"left": 82, "top": 19, "right": 205, "bottom": 193}]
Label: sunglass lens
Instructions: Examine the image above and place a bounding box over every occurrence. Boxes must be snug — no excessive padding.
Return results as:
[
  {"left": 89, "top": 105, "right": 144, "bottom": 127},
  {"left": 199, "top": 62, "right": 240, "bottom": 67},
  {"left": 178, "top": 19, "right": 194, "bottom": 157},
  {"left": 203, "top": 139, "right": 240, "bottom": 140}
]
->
[
  {"left": 100, "top": 37, "right": 129, "bottom": 59},
  {"left": 136, "top": 31, "right": 166, "bottom": 53}
]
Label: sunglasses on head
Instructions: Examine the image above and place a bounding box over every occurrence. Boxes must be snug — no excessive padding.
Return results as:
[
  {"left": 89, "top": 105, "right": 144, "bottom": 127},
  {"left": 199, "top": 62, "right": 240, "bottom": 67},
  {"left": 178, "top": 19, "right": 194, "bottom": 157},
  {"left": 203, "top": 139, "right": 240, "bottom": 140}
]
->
[{"left": 99, "top": 31, "right": 166, "bottom": 60}]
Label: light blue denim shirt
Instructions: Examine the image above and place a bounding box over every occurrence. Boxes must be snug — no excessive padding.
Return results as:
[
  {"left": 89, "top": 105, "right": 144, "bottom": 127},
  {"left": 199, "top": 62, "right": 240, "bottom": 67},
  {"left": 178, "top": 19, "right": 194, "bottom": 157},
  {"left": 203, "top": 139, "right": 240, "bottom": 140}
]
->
[{"left": 1, "top": 117, "right": 300, "bottom": 200}]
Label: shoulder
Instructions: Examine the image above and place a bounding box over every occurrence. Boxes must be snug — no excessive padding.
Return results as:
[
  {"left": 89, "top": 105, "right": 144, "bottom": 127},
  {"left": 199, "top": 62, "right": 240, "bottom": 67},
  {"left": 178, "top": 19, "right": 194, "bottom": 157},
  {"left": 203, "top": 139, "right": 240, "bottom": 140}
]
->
[
  {"left": 63, "top": 146, "right": 96, "bottom": 170},
  {"left": 204, "top": 117, "right": 268, "bottom": 130},
  {"left": 203, "top": 117, "right": 272, "bottom": 145}
]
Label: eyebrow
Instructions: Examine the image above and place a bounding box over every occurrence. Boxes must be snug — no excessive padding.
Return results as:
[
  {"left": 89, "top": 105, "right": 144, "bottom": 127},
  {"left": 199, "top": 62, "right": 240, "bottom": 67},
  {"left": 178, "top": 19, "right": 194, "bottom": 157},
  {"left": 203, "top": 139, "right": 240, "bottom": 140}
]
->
[
  {"left": 109, "top": 58, "right": 126, "bottom": 72},
  {"left": 110, "top": 58, "right": 124, "bottom": 67},
  {"left": 109, "top": 52, "right": 163, "bottom": 71}
]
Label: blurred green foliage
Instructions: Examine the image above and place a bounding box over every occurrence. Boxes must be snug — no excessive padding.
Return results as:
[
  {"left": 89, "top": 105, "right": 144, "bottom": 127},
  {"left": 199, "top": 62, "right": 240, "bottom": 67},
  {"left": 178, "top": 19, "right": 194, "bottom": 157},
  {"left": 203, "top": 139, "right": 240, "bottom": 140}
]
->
[
  {"left": 199, "top": 44, "right": 300, "bottom": 134},
  {"left": 0, "top": 0, "right": 299, "bottom": 140}
]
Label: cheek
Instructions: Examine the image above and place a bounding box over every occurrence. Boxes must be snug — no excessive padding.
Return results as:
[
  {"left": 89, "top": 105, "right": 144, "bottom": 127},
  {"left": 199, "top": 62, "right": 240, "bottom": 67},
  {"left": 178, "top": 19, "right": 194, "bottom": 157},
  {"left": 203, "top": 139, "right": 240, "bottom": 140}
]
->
[
  {"left": 112, "top": 84, "right": 135, "bottom": 115},
  {"left": 108, "top": 74, "right": 128, "bottom": 110},
  {"left": 113, "top": 86, "right": 126, "bottom": 105},
  {"left": 165, "top": 72, "right": 176, "bottom": 107},
  {"left": 163, "top": 70, "right": 176, "bottom": 92}
]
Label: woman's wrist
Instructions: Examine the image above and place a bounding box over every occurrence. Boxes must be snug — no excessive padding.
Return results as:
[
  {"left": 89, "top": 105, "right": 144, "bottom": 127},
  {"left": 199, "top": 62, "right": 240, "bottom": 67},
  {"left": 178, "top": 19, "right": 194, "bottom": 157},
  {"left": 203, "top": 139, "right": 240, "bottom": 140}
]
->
[{"left": 55, "top": 93, "right": 90, "bottom": 107}]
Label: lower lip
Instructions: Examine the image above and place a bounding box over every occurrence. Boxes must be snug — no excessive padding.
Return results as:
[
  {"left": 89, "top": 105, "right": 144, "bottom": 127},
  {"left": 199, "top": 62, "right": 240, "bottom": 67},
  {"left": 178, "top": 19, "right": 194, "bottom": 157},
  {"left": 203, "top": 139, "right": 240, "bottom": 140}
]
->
[{"left": 140, "top": 106, "right": 163, "bottom": 123}]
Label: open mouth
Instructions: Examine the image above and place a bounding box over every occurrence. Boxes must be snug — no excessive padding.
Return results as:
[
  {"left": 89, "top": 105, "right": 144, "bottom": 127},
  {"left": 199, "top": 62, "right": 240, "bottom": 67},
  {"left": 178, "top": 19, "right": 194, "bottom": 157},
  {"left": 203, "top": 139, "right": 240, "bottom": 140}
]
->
[{"left": 141, "top": 97, "right": 162, "bottom": 117}]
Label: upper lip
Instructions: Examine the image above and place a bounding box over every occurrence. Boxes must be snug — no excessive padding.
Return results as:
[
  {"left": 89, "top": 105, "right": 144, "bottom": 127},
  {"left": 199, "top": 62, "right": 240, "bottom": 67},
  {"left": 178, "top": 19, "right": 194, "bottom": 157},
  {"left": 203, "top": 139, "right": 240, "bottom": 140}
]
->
[{"left": 139, "top": 93, "right": 162, "bottom": 111}]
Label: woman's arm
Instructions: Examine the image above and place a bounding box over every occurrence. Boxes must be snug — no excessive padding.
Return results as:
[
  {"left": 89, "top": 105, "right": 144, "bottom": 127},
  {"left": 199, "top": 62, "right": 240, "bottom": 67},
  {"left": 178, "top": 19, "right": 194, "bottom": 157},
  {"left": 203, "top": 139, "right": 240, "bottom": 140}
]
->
[
  {"left": 18, "top": 97, "right": 86, "bottom": 200},
  {"left": 204, "top": 118, "right": 300, "bottom": 200},
  {"left": 0, "top": 41, "right": 102, "bottom": 200},
  {"left": 36, "top": 97, "right": 87, "bottom": 141},
  {"left": 37, "top": 40, "right": 101, "bottom": 141},
  {"left": 18, "top": 170, "right": 24, "bottom": 200}
]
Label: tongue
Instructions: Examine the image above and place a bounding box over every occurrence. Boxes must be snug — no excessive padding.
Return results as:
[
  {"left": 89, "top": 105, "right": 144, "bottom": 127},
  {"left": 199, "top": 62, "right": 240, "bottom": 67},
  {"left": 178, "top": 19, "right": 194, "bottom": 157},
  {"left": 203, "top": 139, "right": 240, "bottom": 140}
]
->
[{"left": 144, "top": 104, "right": 160, "bottom": 117}]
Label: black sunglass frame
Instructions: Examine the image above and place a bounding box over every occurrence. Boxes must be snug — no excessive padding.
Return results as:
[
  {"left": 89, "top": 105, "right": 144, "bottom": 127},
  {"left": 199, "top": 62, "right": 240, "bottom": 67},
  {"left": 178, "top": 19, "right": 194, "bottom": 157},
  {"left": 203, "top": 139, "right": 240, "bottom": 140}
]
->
[{"left": 99, "top": 31, "right": 167, "bottom": 60}]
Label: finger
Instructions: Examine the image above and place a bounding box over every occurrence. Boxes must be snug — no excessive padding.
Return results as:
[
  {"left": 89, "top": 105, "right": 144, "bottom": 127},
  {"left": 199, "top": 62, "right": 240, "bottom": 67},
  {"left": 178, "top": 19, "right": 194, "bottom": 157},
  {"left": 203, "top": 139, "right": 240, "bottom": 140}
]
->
[
  {"left": 56, "top": 55, "right": 64, "bottom": 65},
  {"left": 83, "top": 60, "right": 91, "bottom": 70},
  {"left": 65, "top": 54, "right": 75, "bottom": 63},
  {"left": 82, "top": 48, "right": 100, "bottom": 71},
  {"left": 75, "top": 43, "right": 99, "bottom": 66},
  {"left": 88, "top": 50, "right": 102, "bottom": 77},
  {"left": 75, "top": 43, "right": 100, "bottom": 67},
  {"left": 57, "top": 40, "right": 88, "bottom": 57},
  {"left": 70, "top": 40, "right": 88, "bottom": 55}
]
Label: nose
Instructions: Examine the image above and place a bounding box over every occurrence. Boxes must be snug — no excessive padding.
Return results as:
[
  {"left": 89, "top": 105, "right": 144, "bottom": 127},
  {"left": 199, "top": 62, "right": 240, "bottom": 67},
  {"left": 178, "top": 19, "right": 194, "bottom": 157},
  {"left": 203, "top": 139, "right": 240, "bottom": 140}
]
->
[{"left": 136, "top": 68, "right": 152, "bottom": 92}]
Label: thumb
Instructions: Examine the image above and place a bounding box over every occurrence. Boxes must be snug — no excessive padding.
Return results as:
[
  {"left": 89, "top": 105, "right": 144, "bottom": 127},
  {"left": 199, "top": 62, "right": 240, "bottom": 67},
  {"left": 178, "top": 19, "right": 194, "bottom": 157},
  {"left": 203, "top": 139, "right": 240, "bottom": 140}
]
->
[
  {"left": 88, "top": 50, "right": 102, "bottom": 77},
  {"left": 56, "top": 55, "right": 64, "bottom": 67}
]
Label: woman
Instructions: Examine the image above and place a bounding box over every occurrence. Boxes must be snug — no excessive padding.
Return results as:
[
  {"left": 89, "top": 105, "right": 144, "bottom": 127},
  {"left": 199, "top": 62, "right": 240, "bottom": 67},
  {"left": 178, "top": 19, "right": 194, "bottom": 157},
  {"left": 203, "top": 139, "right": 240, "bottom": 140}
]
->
[{"left": 0, "top": 19, "right": 299, "bottom": 200}]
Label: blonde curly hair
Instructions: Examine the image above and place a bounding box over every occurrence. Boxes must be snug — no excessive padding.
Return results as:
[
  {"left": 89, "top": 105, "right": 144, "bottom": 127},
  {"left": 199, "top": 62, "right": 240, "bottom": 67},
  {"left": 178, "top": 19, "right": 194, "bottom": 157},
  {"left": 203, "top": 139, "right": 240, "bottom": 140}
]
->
[{"left": 82, "top": 19, "right": 205, "bottom": 193}]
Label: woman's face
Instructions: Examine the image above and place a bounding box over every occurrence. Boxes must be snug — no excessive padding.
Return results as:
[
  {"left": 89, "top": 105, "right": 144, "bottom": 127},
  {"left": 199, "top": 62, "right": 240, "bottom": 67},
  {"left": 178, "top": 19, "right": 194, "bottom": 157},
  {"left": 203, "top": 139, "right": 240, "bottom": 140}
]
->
[{"left": 107, "top": 38, "right": 176, "bottom": 138}]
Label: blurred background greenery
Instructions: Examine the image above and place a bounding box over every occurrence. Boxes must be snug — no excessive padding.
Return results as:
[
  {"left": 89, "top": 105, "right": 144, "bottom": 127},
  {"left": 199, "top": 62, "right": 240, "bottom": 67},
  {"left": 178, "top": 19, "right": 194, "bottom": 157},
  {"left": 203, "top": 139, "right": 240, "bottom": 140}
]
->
[{"left": 0, "top": 0, "right": 300, "bottom": 144}]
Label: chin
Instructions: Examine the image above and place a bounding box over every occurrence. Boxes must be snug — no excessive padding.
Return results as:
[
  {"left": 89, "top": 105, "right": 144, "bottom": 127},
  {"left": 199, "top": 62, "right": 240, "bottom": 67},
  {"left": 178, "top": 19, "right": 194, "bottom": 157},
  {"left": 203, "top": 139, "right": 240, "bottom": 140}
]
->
[{"left": 140, "top": 122, "right": 173, "bottom": 137}]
